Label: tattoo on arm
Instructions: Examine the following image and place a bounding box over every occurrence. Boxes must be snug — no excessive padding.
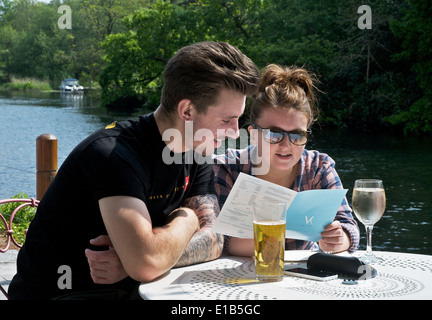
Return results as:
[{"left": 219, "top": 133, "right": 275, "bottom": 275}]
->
[{"left": 175, "top": 194, "right": 224, "bottom": 267}]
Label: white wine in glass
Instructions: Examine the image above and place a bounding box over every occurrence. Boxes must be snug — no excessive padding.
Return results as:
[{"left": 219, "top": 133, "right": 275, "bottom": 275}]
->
[{"left": 352, "top": 179, "right": 386, "bottom": 263}]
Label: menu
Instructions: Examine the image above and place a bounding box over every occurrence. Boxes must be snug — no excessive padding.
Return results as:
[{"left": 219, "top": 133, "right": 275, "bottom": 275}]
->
[{"left": 212, "top": 172, "right": 348, "bottom": 242}]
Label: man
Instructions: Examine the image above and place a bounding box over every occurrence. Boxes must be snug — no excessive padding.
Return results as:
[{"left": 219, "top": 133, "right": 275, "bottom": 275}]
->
[{"left": 8, "top": 41, "right": 259, "bottom": 299}]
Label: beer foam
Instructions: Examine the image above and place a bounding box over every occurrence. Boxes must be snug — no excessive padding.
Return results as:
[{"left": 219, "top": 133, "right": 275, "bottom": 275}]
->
[
  {"left": 354, "top": 187, "right": 384, "bottom": 192},
  {"left": 253, "top": 219, "right": 285, "bottom": 225}
]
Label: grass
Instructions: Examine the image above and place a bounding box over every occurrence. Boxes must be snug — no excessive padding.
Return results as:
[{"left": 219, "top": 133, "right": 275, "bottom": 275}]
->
[{"left": 0, "top": 76, "right": 52, "bottom": 92}]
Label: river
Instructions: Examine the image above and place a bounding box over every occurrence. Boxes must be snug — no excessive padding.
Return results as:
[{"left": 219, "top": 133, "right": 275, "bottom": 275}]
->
[{"left": 0, "top": 91, "right": 431, "bottom": 255}]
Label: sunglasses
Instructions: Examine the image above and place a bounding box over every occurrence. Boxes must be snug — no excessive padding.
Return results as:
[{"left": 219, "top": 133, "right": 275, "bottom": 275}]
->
[{"left": 252, "top": 124, "right": 311, "bottom": 146}]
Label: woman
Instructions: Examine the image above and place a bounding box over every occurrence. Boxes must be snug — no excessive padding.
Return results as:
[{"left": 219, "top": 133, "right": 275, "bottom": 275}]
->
[{"left": 213, "top": 64, "right": 359, "bottom": 256}]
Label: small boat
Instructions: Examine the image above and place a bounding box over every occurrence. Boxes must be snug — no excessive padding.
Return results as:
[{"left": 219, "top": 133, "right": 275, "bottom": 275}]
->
[{"left": 59, "top": 79, "right": 84, "bottom": 93}]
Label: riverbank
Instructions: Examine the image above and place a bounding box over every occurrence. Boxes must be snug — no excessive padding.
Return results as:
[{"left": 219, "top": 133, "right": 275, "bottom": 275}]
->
[
  {"left": 0, "top": 77, "right": 52, "bottom": 92},
  {"left": 0, "top": 76, "right": 101, "bottom": 93}
]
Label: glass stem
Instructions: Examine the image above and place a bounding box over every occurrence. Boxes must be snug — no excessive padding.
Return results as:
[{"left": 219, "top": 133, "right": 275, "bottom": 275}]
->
[{"left": 365, "top": 225, "right": 374, "bottom": 255}]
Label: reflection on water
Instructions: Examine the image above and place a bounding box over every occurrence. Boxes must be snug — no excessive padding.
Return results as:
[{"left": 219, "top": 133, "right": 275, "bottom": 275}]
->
[
  {"left": 0, "top": 91, "right": 142, "bottom": 200},
  {"left": 308, "top": 129, "right": 432, "bottom": 255},
  {"left": 0, "top": 92, "right": 431, "bottom": 254}
]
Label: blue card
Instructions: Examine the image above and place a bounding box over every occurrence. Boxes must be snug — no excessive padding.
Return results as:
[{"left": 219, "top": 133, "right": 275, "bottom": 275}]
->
[{"left": 285, "top": 189, "right": 348, "bottom": 242}]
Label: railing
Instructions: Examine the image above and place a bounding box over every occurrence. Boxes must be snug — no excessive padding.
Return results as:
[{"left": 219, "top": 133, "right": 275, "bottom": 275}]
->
[
  {"left": 0, "top": 199, "right": 39, "bottom": 298},
  {"left": 0, "top": 198, "right": 39, "bottom": 252},
  {"left": 0, "top": 198, "right": 39, "bottom": 299}
]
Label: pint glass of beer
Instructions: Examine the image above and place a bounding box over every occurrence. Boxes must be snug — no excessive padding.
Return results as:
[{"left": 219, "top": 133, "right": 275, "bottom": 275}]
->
[{"left": 252, "top": 200, "right": 287, "bottom": 282}]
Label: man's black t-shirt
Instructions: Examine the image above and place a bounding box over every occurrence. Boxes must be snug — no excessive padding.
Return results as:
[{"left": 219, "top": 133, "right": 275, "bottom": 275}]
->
[{"left": 8, "top": 113, "right": 215, "bottom": 299}]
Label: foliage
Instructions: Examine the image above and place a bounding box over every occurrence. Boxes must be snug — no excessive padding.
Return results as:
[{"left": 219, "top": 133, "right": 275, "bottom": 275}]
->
[
  {"left": 0, "top": 192, "right": 36, "bottom": 245},
  {"left": 386, "top": 0, "right": 432, "bottom": 135},
  {"left": 385, "top": 96, "right": 432, "bottom": 135},
  {"left": 0, "top": 0, "right": 430, "bottom": 135},
  {"left": 99, "top": 1, "right": 204, "bottom": 109}
]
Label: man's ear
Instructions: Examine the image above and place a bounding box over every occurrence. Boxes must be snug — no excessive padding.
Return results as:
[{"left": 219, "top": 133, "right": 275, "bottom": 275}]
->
[{"left": 177, "top": 99, "right": 195, "bottom": 121}]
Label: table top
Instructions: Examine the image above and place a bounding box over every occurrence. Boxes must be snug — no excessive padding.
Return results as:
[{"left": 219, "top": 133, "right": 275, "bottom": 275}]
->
[{"left": 139, "top": 250, "right": 432, "bottom": 300}]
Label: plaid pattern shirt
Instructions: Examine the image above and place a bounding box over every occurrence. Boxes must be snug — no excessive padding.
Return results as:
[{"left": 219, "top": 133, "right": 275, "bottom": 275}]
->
[{"left": 213, "top": 145, "right": 360, "bottom": 254}]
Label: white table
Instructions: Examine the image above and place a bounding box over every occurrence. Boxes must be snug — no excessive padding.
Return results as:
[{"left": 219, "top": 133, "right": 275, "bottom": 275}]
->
[{"left": 139, "top": 251, "right": 432, "bottom": 300}]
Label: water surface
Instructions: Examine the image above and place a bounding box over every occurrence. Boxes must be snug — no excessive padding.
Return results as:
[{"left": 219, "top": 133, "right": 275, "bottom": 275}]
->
[{"left": 1, "top": 91, "right": 430, "bottom": 254}]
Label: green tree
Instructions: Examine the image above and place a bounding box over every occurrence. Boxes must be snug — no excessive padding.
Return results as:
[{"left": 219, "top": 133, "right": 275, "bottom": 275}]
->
[
  {"left": 0, "top": 1, "right": 71, "bottom": 85},
  {"left": 99, "top": 1, "right": 206, "bottom": 109},
  {"left": 0, "top": 23, "right": 16, "bottom": 82},
  {"left": 77, "top": 0, "right": 155, "bottom": 88},
  {"left": 0, "top": 0, "right": 14, "bottom": 22},
  {"left": 314, "top": 0, "right": 407, "bottom": 131},
  {"left": 1, "top": 0, "right": 426, "bottom": 136},
  {"left": 386, "top": 0, "right": 432, "bottom": 135}
]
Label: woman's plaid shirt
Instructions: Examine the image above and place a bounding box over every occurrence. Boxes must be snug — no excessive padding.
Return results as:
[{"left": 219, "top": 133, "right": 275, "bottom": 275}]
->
[{"left": 213, "top": 145, "right": 360, "bottom": 254}]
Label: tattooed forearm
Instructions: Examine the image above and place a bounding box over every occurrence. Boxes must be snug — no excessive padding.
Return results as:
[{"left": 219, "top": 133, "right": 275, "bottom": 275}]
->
[
  {"left": 182, "top": 194, "right": 219, "bottom": 227},
  {"left": 174, "top": 194, "right": 224, "bottom": 267}
]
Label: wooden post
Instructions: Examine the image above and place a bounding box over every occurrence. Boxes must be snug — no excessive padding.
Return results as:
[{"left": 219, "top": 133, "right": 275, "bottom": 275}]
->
[{"left": 36, "top": 134, "right": 57, "bottom": 200}]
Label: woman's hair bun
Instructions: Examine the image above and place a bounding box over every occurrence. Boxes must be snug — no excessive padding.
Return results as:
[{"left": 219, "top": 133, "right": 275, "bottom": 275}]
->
[
  {"left": 259, "top": 64, "right": 316, "bottom": 103},
  {"left": 251, "top": 64, "right": 320, "bottom": 127}
]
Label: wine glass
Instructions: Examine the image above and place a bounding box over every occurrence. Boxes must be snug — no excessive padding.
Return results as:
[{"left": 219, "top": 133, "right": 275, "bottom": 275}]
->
[{"left": 352, "top": 179, "right": 386, "bottom": 263}]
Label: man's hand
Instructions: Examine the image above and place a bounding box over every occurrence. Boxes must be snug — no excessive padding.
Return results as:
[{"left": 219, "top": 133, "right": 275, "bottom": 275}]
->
[{"left": 85, "top": 235, "right": 128, "bottom": 284}]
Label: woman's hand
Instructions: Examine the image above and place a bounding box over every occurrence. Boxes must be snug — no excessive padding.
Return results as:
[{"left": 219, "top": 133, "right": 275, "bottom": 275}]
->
[{"left": 319, "top": 221, "right": 350, "bottom": 253}]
